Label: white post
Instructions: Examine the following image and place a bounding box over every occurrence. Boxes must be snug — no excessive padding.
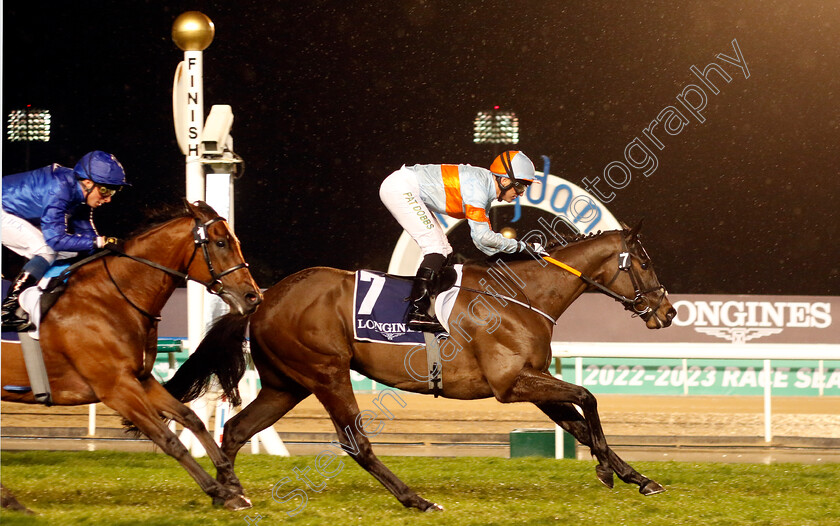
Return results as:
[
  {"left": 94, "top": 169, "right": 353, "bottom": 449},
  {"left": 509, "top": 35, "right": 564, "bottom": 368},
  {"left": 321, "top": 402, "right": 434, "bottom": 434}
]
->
[
  {"left": 763, "top": 359, "right": 772, "bottom": 443},
  {"left": 88, "top": 404, "right": 96, "bottom": 436},
  {"left": 183, "top": 49, "right": 207, "bottom": 438},
  {"left": 172, "top": 11, "right": 216, "bottom": 456}
]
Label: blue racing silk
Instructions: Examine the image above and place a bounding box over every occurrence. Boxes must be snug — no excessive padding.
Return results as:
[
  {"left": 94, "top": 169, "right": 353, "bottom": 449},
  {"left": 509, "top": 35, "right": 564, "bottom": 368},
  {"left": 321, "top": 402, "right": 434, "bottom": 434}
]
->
[{"left": 2, "top": 164, "right": 98, "bottom": 253}]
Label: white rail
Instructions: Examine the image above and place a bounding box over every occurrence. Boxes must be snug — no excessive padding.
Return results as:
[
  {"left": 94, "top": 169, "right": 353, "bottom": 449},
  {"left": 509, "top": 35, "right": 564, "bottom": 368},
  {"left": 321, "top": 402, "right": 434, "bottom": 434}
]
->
[
  {"left": 550, "top": 342, "right": 839, "bottom": 446},
  {"left": 551, "top": 342, "right": 840, "bottom": 360}
]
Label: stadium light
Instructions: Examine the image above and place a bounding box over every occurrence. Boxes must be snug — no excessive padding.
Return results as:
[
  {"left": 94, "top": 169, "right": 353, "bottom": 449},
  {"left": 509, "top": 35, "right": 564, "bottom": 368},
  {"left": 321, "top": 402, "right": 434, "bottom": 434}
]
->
[
  {"left": 473, "top": 106, "right": 519, "bottom": 144},
  {"left": 7, "top": 107, "right": 51, "bottom": 142}
]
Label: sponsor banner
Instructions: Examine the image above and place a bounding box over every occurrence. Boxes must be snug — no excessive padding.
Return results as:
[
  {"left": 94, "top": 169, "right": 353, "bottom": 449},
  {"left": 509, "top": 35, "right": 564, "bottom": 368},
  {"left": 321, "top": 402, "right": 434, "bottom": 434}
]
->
[
  {"left": 560, "top": 358, "right": 840, "bottom": 396},
  {"left": 552, "top": 294, "right": 839, "bottom": 344}
]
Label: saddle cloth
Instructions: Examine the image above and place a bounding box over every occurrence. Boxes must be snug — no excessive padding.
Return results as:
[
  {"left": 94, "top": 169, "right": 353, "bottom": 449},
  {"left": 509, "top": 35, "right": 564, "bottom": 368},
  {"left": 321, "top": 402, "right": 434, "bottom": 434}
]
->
[{"left": 352, "top": 266, "right": 463, "bottom": 345}]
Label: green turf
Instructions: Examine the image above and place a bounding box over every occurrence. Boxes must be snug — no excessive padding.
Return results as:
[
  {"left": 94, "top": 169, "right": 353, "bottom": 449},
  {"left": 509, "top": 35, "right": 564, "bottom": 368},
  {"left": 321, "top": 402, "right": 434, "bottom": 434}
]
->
[{"left": 1, "top": 451, "right": 838, "bottom": 525}]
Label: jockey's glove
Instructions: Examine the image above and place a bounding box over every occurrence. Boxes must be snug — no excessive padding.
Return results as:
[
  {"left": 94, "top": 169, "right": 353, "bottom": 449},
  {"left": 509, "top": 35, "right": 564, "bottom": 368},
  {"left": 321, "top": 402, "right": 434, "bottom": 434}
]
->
[{"left": 98, "top": 236, "right": 125, "bottom": 252}]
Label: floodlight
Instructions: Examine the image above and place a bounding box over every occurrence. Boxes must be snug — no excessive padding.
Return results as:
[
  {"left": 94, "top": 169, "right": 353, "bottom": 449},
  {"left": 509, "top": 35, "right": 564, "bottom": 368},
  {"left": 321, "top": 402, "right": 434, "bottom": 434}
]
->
[
  {"left": 7, "top": 108, "right": 51, "bottom": 142},
  {"left": 473, "top": 107, "right": 519, "bottom": 144}
]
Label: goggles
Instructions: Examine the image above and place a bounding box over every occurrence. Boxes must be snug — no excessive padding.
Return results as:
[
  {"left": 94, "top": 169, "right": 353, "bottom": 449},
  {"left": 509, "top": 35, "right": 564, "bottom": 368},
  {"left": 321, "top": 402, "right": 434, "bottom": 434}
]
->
[
  {"left": 512, "top": 180, "right": 530, "bottom": 195},
  {"left": 97, "top": 185, "right": 120, "bottom": 198}
]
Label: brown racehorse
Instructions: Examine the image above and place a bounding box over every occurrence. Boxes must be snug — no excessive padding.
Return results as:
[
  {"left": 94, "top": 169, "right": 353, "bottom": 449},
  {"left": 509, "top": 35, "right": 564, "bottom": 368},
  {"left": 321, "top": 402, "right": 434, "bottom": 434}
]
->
[
  {"left": 167, "top": 223, "right": 675, "bottom": 511},
  {"left": 0, "top": 201, "right": 262, "bottom": 511}
]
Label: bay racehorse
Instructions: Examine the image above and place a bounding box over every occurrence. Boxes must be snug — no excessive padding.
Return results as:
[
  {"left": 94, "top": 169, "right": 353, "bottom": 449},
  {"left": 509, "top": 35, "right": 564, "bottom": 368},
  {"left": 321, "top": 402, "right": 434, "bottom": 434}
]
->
[
  {"left": 0, "top": 200, "right": 261, "bottom": 511},
  {"left": 166, "top": 222, "right": 675, "bottom": 511}
]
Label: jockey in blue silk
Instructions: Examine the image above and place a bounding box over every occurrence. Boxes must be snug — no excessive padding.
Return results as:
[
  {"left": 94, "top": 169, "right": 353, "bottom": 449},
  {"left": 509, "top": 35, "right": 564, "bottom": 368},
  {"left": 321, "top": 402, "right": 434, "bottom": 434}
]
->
[
  {"left": 379, "top": 150, "right": 544, "bottom": 331},
  {"left": 1, "top": 150, "right": 130, "bottom": 331}
]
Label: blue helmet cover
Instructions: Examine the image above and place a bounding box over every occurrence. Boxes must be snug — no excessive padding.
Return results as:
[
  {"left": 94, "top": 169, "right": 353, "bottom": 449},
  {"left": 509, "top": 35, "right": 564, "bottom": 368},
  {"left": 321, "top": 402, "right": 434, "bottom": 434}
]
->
[{"left": 74, "top": 151, "right": 130, "bottom": 186}]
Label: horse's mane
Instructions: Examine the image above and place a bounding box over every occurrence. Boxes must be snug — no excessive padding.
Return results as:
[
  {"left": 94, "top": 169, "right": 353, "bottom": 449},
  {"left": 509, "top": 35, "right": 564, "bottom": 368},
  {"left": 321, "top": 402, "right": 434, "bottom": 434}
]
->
[
  {"left": 467, "top": 229, "right": 619, "bottom": 267},
  {"left": 127, "top": 201, "right": 217, "bottom": 238}
]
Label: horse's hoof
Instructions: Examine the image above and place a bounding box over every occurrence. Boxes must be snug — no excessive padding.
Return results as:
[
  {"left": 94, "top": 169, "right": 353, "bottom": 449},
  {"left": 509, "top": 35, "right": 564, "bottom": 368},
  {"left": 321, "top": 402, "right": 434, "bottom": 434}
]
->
[
  {"left": 423, "top": 502, "right": 444, "bottom": 512},
  {"left": 595, "top": 465, "right": 614, "bottom": 489},
  {"left": 224, "top": 494, "right": 253, "bottom": 511},
  {"left": 639, "top": 479, "right": 666, "bottom": 496}
]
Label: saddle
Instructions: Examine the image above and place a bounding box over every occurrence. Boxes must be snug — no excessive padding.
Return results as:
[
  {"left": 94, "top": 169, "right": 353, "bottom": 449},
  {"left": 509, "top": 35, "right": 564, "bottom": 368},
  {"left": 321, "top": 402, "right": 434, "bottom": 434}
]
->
[{"left": 1, "top": 252, "right": 108, "bottom": 405}]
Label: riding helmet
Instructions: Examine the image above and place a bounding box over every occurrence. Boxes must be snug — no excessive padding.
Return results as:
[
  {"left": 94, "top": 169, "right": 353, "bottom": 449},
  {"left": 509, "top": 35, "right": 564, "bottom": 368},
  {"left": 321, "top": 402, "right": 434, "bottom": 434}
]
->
[
  {"left": 74, "top": 151, "right": 130, "bottom": 186},
  {"left": 489, "top": 151, "right": 536, "bottom": 182}
]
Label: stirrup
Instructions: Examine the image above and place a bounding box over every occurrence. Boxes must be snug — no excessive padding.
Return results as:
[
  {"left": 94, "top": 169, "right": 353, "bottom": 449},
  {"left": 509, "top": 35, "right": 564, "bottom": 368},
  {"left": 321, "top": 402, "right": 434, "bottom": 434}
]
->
[
  {"left": 1, "top": 310, "right": 34, "bottom": 332},
  {"left": 407, "top": 312, "right": 445, "bottom": 333}
]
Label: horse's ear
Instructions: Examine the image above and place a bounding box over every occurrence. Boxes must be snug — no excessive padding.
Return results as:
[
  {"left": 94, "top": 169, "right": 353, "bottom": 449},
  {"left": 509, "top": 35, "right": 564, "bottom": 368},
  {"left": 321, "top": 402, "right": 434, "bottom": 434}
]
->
[
  {"left": 183, "top": 199, "right": 200, "bottom": 218},
  {"left": 627, "top": 219, "right": 644, "bottom": 240},
  {"left": 183, "top": 199, "right": 216, "bottom": 220}
]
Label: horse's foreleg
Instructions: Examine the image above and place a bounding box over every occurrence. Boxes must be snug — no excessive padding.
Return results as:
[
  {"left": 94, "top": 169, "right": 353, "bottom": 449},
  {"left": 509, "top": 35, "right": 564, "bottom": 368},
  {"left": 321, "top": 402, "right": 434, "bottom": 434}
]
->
[
  {"left": 140, "top": 378, "right": 248, "bottom": 501},
  {"left": 95, "top": 378, "right": 250, "bottom": 510},
  {"left": 494, "top": 368, "right": 629, "bottom": 490},
  {"left": 315, "top": 385, "right": 442, "bottom": 512},
  {"left": 536, "top": 401, "right": 664, "bottom": 495},
  {"left": 498, "top": 368, "right": 610, "bottom": 461}
]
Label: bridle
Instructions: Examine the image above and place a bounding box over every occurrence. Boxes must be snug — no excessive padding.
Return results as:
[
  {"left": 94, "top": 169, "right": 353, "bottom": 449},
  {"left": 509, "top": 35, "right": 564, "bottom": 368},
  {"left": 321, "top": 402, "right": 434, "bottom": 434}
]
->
[
  {"left": 542, "top": 235, "right": 667, "bottom": 321},
  {"left": 454, "top": 235, "right": 667, "bottom": 326},
  {"left": 184, "top": 216, "right": 250, "bottom": 294},
  {"left": 101, "top": 214, "right": 250, "bottom": 320}
]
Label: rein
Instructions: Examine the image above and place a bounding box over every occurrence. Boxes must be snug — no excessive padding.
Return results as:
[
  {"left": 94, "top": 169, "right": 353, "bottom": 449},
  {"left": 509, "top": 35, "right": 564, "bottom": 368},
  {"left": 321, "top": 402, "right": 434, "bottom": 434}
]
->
[
  {"left": 455, "top": 235, "right": 666, "bottom": 326},
  {"left": 107, "top": 216, "right": 248, "bottom": 294},
  {"left": 53, "top": 214, "right": 250, "bottom": 321},
  {"left": 542, "top": 236, "right": 666, "bottom": 319},
  {"left": 454, "top": 285, "right": 557, "bottom": 324}
]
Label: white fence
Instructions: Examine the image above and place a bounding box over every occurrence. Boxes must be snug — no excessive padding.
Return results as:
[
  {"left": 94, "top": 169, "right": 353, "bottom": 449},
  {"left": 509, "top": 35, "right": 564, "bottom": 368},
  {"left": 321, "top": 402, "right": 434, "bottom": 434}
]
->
[{"left": 550, "top": 341, "right": 839, "bottom": 448}]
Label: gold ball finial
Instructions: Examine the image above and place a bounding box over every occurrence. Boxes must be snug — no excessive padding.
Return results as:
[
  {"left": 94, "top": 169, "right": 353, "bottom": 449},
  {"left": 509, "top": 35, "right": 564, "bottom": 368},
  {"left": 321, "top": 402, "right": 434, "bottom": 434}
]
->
[
  {"left": 172, "top": 11, "right": 215, "bottom": 51},
  {"left": 500, "top": 227, "right": 517, "bottom": 239}
]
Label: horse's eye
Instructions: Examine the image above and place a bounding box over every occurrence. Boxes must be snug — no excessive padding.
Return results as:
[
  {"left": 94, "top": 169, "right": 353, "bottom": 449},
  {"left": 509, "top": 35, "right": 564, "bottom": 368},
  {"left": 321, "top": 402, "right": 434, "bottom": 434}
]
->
[{"left": 216, "top": 240, "right": 226, "bottom": 248}]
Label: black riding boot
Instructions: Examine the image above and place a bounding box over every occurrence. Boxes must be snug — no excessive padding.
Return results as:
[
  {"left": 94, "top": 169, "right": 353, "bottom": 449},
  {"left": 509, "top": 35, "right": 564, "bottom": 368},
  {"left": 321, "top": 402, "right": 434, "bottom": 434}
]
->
[
  {"left": 406, "top": 267, "right": 445, "bottom": 332},
  {"left": 2, "top": 271, "right": 39, "bottom": 332}
]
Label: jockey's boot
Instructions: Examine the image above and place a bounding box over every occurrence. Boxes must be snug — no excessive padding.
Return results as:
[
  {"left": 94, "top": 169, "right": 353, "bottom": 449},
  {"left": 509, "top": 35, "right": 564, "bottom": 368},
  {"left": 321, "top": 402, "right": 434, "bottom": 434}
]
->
[
  {"left": 406, "top": 267, "right": 445, "bottom": 333},
  {"left": 1, "top": 271, "right": 38, "bottom": 332}
]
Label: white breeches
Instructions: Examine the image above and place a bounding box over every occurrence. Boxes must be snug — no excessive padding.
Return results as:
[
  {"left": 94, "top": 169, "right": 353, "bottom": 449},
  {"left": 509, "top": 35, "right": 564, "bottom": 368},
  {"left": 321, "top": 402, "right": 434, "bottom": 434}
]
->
[
  {"left": 1, "top": 210, "right": 75, "bottom": 262},
  {"left": 379, "top": 167, "right": 453, "bottom": 257}
]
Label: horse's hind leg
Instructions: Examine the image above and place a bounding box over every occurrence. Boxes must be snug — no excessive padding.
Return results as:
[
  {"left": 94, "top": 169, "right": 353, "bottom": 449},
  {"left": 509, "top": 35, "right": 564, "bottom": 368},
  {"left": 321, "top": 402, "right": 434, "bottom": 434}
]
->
[
  {"left": 314, "top": 381, "right": 442, "bottom": 512},
  {"left": 217, "top": 385, "right": 310, "bottom": 486},
  {"left": 536, "top": 401, "right": 665, "bottom": 495},
  {"left": 140, "top": 378, "right": 249, "bottom": 501},
  {"left": 95, "top": 377, "right": 250, "bottom": 510},
  {"left": 1, "top": 484, "right": 34, "bottom": 515}
]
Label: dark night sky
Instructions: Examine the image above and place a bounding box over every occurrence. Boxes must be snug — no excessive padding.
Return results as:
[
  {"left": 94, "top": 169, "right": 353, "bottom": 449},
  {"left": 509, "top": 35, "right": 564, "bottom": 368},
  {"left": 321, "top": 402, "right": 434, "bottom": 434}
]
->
[{"left": 2, "top": 1, "right": 838, "bottom": 295}]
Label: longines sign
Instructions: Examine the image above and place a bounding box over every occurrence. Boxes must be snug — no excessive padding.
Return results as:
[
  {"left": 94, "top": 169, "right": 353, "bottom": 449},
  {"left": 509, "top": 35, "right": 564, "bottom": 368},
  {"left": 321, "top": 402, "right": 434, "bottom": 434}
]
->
[
  {"left": 551, "top": 294, "right": 838, "bottom": 396},
  {"left": 671, "top": 298, "right": 832, "bottom": 344},
  {"left": 552, "top": 294, "right": 839, "bottom": 345}
]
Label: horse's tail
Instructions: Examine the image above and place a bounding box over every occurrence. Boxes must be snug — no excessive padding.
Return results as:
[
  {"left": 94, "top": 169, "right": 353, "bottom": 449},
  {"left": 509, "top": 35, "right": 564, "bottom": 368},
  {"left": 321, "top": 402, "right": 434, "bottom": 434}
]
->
[{"left": 163, "top": 312, "right": 250, "bottom": 406}]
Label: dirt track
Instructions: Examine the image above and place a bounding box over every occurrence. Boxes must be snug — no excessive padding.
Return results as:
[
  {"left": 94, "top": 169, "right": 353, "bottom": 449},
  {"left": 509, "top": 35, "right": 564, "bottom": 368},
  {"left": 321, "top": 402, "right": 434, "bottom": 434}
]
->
[{"left": 3, "top": 394, "right": 839, "bottom": 440}]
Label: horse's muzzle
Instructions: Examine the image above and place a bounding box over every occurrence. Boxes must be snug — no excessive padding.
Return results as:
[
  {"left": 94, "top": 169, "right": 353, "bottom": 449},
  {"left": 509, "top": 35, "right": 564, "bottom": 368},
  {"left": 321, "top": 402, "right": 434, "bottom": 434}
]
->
[
  {"left": 225, "top": 289, "right": 262, "bottom": 315},
  {"left": 645, "top": 305, "right": 676, "bottom": 329}
]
